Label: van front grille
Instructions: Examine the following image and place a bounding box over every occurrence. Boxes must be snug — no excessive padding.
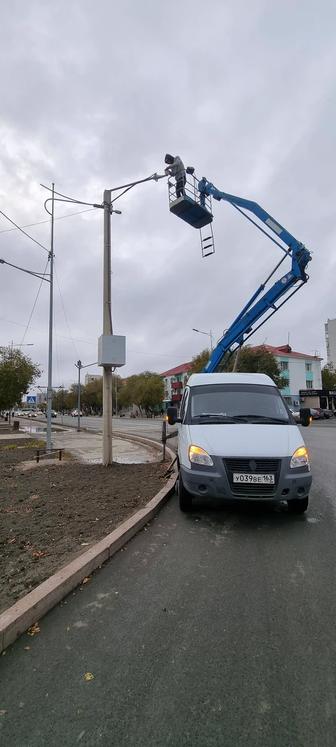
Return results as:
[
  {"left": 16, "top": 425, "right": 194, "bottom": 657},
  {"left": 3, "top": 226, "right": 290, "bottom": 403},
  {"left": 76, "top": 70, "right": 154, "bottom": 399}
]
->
[{"left": 224, "top": 458, "right": 281, "bottom": 496}]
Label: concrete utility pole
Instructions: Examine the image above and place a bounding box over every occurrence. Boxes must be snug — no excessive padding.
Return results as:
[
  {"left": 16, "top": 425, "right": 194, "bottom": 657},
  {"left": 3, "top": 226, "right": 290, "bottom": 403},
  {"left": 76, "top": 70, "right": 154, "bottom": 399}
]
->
[
  {"left": 46, "top": 183, "right": 55, "bottom": 453},
  {"left": 103, "top": 190, "right": 113, "bottom": 466}
]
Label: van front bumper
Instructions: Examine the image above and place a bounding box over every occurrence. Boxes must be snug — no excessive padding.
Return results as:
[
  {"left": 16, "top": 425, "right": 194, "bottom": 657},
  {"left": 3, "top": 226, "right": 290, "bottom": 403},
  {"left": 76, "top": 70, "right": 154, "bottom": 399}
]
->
[{"left": 180, "top": 456, "right": 312, "bottom": 502}]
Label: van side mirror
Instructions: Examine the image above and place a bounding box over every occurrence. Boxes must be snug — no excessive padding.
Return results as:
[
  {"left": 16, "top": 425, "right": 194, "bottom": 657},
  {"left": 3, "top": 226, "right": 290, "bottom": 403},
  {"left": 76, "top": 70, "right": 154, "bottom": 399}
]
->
[
  {"left": 299, "top": 408, "right": 311, "bottom": 427},
  {"left": 167, "top": 406, "right": 179, "bottom": 426}
]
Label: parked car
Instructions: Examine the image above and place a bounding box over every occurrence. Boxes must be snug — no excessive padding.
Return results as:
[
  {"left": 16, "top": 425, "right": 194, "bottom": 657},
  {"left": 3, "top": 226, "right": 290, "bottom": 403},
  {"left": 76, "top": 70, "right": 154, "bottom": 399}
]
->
[
  {"left": 320, "top": 408, "right": 334, "bottom": 419},
  {"left": 309, "top": 408, "right": 321, "bottom": 420},
  {"left": 289, "top": 407, "right": 300, "bottom": 423},
  {"left": 71, "top": 410, "right": 83, "bottom": 417}
]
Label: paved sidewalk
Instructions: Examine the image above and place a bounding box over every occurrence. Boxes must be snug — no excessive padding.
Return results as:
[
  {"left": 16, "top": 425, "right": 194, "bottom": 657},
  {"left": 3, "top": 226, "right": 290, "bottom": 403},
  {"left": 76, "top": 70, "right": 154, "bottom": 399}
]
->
[
  {"left": 2, "top": 426, "right": 160, "bottom": 464},
  {"left": 49, "top": 429, "right": 160, "bottom": 464},
  {"left": 0, "top": 432, "right": 33, "bottom": 441}
]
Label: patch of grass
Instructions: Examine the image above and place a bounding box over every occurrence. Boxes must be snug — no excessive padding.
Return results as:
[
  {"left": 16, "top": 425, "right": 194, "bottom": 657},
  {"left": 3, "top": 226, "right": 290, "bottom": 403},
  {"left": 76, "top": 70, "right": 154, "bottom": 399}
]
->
[
  {"left": 23, "top": 440, "right": 45, "bottom": 449},
  {"left": 0, "top": 439, "right": 44, "bottom": 452}
]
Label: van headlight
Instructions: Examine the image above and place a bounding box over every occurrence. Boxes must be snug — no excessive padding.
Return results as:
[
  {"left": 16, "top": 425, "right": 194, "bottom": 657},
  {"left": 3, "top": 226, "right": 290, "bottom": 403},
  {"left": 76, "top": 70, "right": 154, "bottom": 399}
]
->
[
  {"left": 290, "top": 446, "right": 310, "bottom": 470},
  {"left": 189, "top": 445, "right": 214, "bottom": 467}
]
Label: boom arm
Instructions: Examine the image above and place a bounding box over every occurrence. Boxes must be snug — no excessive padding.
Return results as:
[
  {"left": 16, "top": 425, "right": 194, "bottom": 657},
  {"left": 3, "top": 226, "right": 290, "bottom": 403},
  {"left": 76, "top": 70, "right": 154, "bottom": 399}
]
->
[{"left": 198, "top": 178, "right": 312, "bottom": 373}]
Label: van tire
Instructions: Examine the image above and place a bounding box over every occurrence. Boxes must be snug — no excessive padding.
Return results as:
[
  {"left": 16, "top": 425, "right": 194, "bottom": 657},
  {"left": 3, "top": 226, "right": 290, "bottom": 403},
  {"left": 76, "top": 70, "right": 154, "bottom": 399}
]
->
[
  {"left": 178, "top": 475, "right": 193, "bottom": 513},
  {"left": 287, "top": 497, "right": 309, "bottom": 514}
]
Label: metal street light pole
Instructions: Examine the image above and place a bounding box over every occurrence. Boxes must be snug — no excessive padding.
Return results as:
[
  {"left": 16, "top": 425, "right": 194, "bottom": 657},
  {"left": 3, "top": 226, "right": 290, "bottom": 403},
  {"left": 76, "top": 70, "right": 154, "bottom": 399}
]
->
[
  {"left": 46, "top": 183, "right": 55, "bottom": 453},
  {"left": 103, "top": 189, "right": 113, "bottom": 466},
  {"left": 192, "top": 327, "right": 214, "bottom": 351},
  {"left": 74, "top": 360, "right": 98, "bottom": 432}
]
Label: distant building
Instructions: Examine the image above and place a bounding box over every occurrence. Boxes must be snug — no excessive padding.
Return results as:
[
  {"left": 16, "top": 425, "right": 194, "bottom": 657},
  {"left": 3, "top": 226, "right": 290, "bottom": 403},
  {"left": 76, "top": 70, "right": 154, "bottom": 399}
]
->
[
  {"left": 84, "top": 373, "right": 102, "bottom": 386},
  {"left": 36, "top": 391, "right": 47, "bottom": 405},
  {"left": 325, "top": 318, "right": 336, "bottom": 369},
  {"left": 160, "top": 362, "right": 192, "bottom": 407},
  {"left": 253, "top": 344, "right": 322, "bottom": 407}
]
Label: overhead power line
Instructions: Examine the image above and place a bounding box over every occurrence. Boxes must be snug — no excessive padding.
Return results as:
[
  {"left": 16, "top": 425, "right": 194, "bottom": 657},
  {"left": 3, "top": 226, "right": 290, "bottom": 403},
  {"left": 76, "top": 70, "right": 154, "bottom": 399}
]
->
[
  {"left": 0, "top": 207, "right": 95, "bottom": 235},
  {"left": 0, "top": 209, "right": 49, "bottom": 253},
  {"left": 54, "top": 261, "right": 80, "bottom": 360},
  {"left": 20, "top": 258, "right": 50, "bottom": 345}
]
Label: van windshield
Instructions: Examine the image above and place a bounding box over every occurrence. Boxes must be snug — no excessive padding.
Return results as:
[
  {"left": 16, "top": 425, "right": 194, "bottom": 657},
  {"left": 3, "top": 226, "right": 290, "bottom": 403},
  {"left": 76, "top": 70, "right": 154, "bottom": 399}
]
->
[{"left": 187, "top": 383, "right": 291, "bottom": 425}]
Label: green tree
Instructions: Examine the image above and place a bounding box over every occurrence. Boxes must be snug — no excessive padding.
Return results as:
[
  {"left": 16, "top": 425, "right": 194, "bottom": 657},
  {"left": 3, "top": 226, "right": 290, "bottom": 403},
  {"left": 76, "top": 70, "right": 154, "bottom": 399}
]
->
[
  {"left": 190, "top": 344, "right": 286, "bottom": 388},
  {"left": 0, "top": 347, "right": 41, "bottom": 410},
  {"left": 82, "top": 379, "right": 103, "bottom": 413},
  {"left": 227, "top": 346, "right": 286, "bottom": 388},
  {"left": 322, "top": 365, "right": 336, "bottom": 390},
  {"left": 118, "top": 372, "right": 164, "bottom": 414},
  {"left": 190, "top": 348, "right": 210, "bottom": 374}
]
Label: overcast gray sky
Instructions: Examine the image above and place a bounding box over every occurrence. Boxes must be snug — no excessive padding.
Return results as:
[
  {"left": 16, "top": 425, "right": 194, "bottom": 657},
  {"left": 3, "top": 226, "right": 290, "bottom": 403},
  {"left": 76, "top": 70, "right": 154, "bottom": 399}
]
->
[{"left": 1, "top": 0, "right": 335, "bottom": 390}]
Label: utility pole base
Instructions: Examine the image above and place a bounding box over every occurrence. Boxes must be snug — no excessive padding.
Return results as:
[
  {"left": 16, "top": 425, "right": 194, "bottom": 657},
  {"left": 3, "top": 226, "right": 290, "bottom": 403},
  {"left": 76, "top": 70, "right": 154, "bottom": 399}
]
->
[{"left": 103, "top": 365, "right": 113, "bottom": 466}]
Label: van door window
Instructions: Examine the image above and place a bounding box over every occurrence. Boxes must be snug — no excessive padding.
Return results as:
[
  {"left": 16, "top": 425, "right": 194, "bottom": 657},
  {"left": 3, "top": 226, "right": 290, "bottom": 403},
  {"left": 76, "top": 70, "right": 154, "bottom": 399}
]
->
[{"left": 179, "top": 388, "right": 189, "bottom": 423}]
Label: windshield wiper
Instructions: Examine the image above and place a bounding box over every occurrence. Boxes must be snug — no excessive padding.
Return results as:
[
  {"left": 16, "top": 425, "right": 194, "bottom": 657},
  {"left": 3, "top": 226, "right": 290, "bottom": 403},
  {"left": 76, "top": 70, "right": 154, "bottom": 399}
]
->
[
  {"left": 233, "top": 414, "right": 288, "bottom": 424},
  {"left": 193, "top": 413, "right": 247, "bottom": 423}
]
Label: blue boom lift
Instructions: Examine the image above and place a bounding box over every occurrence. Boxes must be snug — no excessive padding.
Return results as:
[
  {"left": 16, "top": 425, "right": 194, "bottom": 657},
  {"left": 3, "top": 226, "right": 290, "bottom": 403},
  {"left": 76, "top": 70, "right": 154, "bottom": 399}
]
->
[{"left": 168, "top": 169, "right": 312, "bottom": 373}]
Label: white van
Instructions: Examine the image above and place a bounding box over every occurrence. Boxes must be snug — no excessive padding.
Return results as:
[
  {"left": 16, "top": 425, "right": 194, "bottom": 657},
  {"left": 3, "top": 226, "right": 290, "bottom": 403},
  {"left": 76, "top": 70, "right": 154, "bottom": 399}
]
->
[{"left": 167, "top": 373, "right": 312, "bottom": 514}]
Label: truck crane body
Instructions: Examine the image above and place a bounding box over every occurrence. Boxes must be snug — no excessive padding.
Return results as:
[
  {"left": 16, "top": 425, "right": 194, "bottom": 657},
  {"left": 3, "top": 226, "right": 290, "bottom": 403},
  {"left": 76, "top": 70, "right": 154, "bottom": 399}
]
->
[{"left": 166, "top": 165, "right": 313, "bottom": 516}]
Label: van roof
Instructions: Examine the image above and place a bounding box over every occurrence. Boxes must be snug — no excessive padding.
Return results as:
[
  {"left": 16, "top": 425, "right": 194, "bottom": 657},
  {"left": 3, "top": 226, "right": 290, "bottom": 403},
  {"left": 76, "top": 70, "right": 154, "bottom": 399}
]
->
[{"left": 187, "top": 373, "right": 276, "bottom": 388}]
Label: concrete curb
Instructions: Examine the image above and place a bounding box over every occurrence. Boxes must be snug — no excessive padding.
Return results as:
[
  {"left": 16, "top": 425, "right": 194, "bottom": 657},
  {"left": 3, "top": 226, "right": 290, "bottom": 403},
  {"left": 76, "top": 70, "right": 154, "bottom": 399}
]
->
[
  {"left": 0, "top": 449, "right": 176, "bottom": 653},
  {"left": 112, "top": 430, "right": 167, "bottom": 457}
]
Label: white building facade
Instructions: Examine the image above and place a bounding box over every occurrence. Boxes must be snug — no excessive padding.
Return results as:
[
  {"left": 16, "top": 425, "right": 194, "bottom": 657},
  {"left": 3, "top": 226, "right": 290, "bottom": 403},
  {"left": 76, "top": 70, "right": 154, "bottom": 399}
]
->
[
  {"left": 84, "top": 373, "right": 102, "bottom": 386},
  {"left": 260, "top": 345, "right": 322, "bottom": 407},
  {"left": 160, "top": 362, "right": 192, "bottom": 408},
  {"left": 325, "top": 318, "right": 336, "bottom": 369}
]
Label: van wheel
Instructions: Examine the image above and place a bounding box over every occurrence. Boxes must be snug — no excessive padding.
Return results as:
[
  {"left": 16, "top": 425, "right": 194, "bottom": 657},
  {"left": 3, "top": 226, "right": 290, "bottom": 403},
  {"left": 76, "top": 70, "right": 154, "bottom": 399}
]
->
[
  {"left": 178, "top": 475, "right": 193, "bottom": 513},
  {"left": 287, "top": 497, "right": 309, "bottom": 514}
]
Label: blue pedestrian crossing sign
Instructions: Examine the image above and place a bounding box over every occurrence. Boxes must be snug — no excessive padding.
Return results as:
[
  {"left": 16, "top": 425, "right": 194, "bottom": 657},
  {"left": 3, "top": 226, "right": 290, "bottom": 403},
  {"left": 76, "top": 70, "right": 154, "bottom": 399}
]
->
[{"left": 27, "top": 395, "right": 37, "bottom": 404}]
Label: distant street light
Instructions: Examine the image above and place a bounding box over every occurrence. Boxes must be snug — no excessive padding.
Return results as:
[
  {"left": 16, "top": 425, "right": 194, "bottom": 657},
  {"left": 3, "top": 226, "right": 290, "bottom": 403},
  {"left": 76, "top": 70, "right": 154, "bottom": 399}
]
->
[
  {"left": 192, "top": 327, "right": 214, "bottom": 351},
  {"left": 74, "top": 360, "right": 98, "bottom": 432}
]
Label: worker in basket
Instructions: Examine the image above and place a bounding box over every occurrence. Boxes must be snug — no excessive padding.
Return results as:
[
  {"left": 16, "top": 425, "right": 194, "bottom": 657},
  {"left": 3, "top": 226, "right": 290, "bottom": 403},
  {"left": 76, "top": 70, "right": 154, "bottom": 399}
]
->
[{"left": 164, "top": 153, "right": 186, "bottom": 198}]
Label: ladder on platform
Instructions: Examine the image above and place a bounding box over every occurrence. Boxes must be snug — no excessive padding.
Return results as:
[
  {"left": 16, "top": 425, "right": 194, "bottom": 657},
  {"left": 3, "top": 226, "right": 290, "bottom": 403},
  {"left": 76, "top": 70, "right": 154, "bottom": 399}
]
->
[{"left": 200, "top": 223, "right": 215, "bottom": 257}]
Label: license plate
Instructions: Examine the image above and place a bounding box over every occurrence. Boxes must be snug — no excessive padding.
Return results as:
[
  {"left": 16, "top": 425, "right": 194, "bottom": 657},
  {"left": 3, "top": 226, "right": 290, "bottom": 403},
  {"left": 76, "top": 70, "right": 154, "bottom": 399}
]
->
[{"left": 233, "top": 473, "right": 275, "bottom": 484}]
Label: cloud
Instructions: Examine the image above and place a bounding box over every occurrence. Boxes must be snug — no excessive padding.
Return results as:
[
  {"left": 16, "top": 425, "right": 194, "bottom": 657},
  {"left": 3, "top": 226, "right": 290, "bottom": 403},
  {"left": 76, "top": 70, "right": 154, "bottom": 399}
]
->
[{"left": 1, "top": 0, "right": 336, "bottom": 391}]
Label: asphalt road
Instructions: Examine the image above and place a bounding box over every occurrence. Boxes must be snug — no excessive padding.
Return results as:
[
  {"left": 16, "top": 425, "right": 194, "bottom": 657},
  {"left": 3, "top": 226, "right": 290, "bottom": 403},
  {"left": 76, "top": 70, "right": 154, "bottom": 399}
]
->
[
  {"left": 22, "top": 414, "right": 165, "bottom": 441},
  {"left": 1, "top": 422, "right": 336, "bottom": 746}
]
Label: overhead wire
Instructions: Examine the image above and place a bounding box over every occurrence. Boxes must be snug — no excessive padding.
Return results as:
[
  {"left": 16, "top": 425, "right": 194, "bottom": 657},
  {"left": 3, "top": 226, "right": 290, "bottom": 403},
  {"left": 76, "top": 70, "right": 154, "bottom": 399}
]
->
[
  {"left": 0, "top": 208, "right": 95, "bottom": 235},
  {"left": 54, "top": 261, "right": 80, "bottom": 360},
  {"left": 0, "top": 209, "right": 49, "bottom": 253},
  {"left": 20, "top": 258, "right": 50, "bottom": 345}
]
